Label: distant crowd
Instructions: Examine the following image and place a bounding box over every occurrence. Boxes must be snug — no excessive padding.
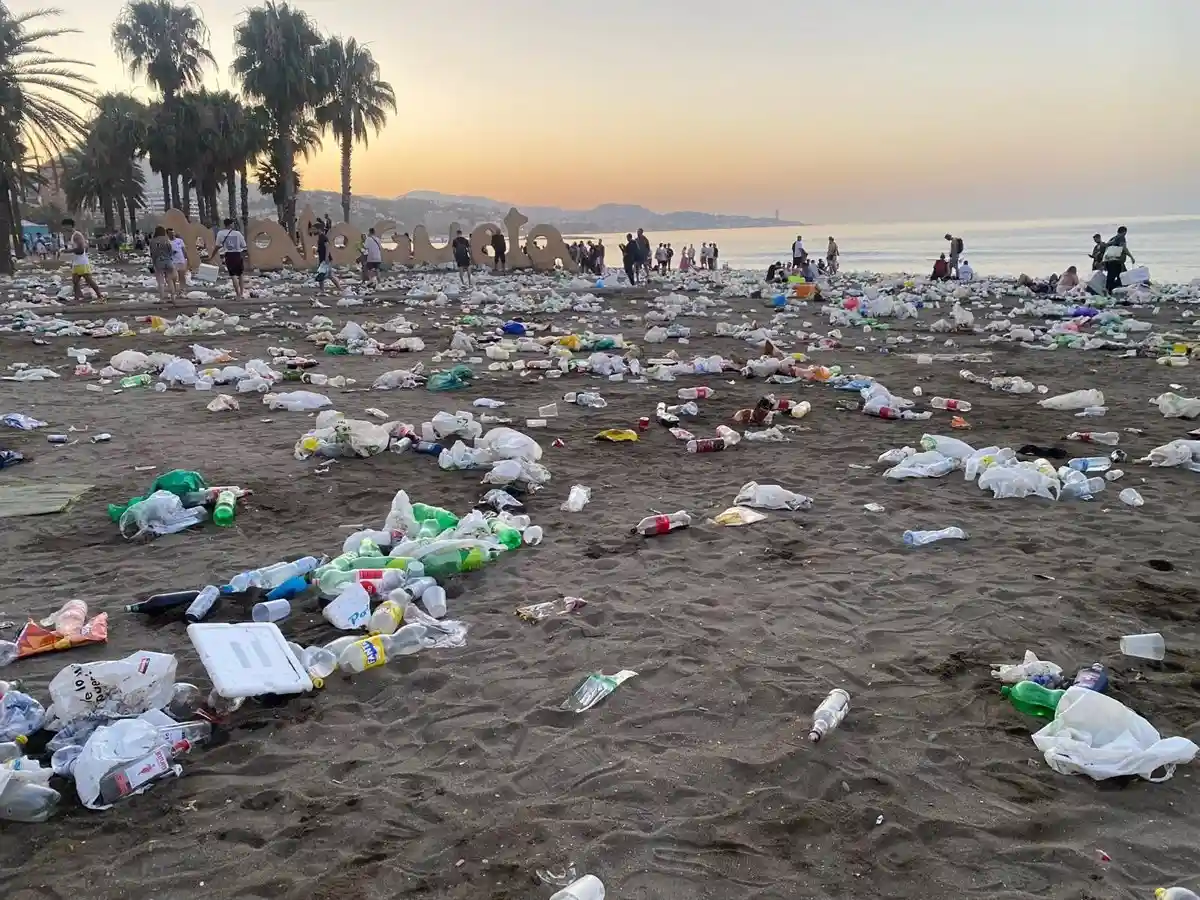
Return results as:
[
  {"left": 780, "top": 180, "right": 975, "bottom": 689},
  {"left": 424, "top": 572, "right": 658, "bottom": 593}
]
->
[{"left": 612, "top": 229, "right": 722, "bottom": 285}]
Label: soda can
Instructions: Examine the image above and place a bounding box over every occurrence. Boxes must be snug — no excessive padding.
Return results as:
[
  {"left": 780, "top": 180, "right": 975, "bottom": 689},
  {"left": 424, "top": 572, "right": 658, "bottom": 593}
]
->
[
  {"left": 637, "top": 416, "right": 650, "bottom": 431},
  {"left": 47, "top": 434, "right": 69, "bottom": 443},
  {"left": 90, "top": 433, "right": 112, "bottom": 443}
]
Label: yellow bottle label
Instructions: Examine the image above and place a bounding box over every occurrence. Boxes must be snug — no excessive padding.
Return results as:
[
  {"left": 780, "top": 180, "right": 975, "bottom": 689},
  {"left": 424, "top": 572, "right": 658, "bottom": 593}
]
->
[{"left": 355, "top": 635, "right": 388, "bottom": 670}]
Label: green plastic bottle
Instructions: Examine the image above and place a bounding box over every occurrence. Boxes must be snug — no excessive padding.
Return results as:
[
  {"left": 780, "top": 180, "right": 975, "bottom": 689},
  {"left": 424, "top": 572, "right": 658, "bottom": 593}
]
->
[
  {"left": 420, "top": 546, "right": 489, "bottom": 578},
  {"left": 212, "top": 489, "right": 237, "bottom": 527},
  {"left": 411, "top": 503, "right": 459, "bottom": 532},
  {"left": 489, "top": 520, "right": 523, "bottom": 551},
  {"left": 120, "top": 374, "right": 152, "bottom": 388},
  {"left": 1000, "top": 682, "right": 1065, "bottom": 719}
]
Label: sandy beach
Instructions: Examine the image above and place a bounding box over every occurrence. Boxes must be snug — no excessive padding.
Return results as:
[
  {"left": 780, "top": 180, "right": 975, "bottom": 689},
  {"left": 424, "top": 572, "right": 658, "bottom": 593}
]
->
[{"left": 1, "top": 265, "right": 1198, "bottom": 900}]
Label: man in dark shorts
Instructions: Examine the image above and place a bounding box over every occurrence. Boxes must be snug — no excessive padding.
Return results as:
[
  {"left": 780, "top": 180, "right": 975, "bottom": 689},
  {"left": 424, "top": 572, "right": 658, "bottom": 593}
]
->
[
  {"left": 452, "top": 229, "right": 472, "bottom": 287},
  {"left": 490, "top": 229, "right": 507, "bottom": 272},
  {"left": 363, "top": 227, "right": 383, "bottom": 284},
  {"left": 219, "top": 218, "right": 248, "bottom": 299}
]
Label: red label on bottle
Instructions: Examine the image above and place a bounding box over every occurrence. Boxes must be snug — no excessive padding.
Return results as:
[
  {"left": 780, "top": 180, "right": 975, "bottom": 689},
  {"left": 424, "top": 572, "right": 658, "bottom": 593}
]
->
[{"left": 651, "top": 515, "right": 671, "bottom": 533}]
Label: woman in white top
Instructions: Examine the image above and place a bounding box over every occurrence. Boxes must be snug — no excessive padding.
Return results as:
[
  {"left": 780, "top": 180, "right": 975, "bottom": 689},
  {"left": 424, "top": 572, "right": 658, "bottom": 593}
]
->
[{"left": 168, "top": 228, "right": 189, "bottom": 287}]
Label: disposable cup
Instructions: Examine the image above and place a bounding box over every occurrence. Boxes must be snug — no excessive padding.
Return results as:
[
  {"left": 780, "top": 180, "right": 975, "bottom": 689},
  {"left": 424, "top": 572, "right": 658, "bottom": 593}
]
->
[
  {"left": 1119, "top": 632, "right": 1165, "bottom": 660},
  {"left": 252, "top": 599, "right": 292, "bottom": 623}
]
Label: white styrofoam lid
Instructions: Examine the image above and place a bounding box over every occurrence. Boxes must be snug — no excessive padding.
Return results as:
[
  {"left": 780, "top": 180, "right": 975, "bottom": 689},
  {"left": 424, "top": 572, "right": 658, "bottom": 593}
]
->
[{"left": 187, "top": 622, "right": 313, "bottom": 698}]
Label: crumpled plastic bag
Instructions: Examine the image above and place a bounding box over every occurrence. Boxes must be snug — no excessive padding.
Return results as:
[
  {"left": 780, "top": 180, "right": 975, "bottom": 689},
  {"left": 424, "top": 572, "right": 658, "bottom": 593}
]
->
[
  {"left": 431, "top": 410, "right": 482, "bottom": 440},
  {"left": 206, "top": 394, "right": 239, "bottom": 412},
  {"left": 402, "top": 603, "right": 468, "bottom": 648},
  {"left": 991, "top": 650, "right": 1062, "bottom": 684},
  {"left": 372, "top": 368, "right": 422, "bottom": 390},
  {"left": 192, "top": 343, "right": 232, "bottom": 365},
  {"left": 159, "top": 358, "right": 197, "bottom": 386},
  {"left": 48, "top": 651, "right": 177, "bottom": 726},
  {"left": 439, "top": 441, "right": 494, "bottom": 470},
  {"left": 1138, "top": 440, "right": 1200, "bottom": 470},
  {"left": 476, "top": 427, "right": 542, "bottom": 462},
  {"left": 1031, "top": 686, "right": 1198, "bottom": 782},
  {"left": 712, "top": 506, "right": 767, "bottom": 526},
  {"left": 734, "top": 481, "right": 813, "bottom": 510},
  {"left": 1152, "top": 392, "right": 1200, "bottom": 419},
  {"left": 978, "top": 463, "right": 1061, "bottom": 500},
  {"left": 73, "top": 718, "right": 181, "bottom": 810},
  {"left": 294, "top": 418, "right": 391, "bottom": 459},
  {"left": 118, "top": 490, "right": 207, "bottom": 539},
  {"left": 1039, "top": 389, "right": 1104, "bottom": 411},
  {"left": 482, "top": 457, "right": 551, "bottom": 487},
  {"left": 110, "top": 350, "right": 151, "bottom": 373},
  {"left": 263, "top": 390, "right": 332, "bottom": 412},
  {"left": 0, "top": 690, "right": 46, "bottom": 741}
]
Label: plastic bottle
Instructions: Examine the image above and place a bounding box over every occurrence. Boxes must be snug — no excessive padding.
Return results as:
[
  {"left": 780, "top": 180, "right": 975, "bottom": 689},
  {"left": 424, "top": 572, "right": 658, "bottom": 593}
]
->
[
  {"left": 1120, "top": 488, "right": 1145, "bottom": 507},
  {"left": 809, "top": 688, "right": 850, "bottom": 742},
  {"left": 903, "top": 527, "right": 967, "bottom": 547},
  {"left": 156, "top": 720, "right": 213, "bottom": 746},
  {"left": 411, "top": 503, "right": 460, "bottom": 531},
  {"left": 677, "top": 386, "right": 714, "bottom": 400},
  {"left": 633, "top": 511, "right": 692, "bottom": 535},
  {"left": 126, "top": 589, "right": 201, "bottom": 614},
  {"left": 368, "top": 599, "right": 405, "bottom": 635},
  {"left": 183, "top": 585, "right": 221, "bottom": 623},
  {"left": 777, "top": 399, "right": 811, "bottom": 419},
  {"left": 562, "top": 485, "right": 591, "bottom": 512},
  {"left": 421, "top": 585, "right": 448, "bottom": 618},
  {"left": 119, "top": 374, "right": 152, "bottom": 388},
  {"left": 0, "top": 737, "right": 26, "bottom": 762},
  {"left": 999, "top": 681, "right": 1065, "bottom": 718},
  {"left": 931, "top": 397, "right": 972, "bottom": 412},
  {"left": 562, "top": 391, "right": 608, "bottom": 409},
  {"left": 0, "top": 781, "right": 61, "bottom": 822},
  {"left": 1067, "top": 431, "right": 1120, "bottom": 446},
  {"left": 716, "top": 425, "right": 742, "bottom": 446},
  {"left": 1060, "top": 474, "right": 1106, "bottom": 500},
  {"left": 337, "top": 625, "right": 431, "bottom": 673},
  {"left": 248, "top": 556, "right": 321, "bottom": 591},
  {"left": 1068, "top": 456, "right": 1111, "bottom": 474},
  {"left": 212, "top": 489, "right": 237, "bottom": 527},
  {"left": 550, "top": 875, "right": 606, "bottom": 900},
  {"left": 687, "top": 438, "right": 727, "bottom": 453},
  {"left": 1072, "top": 664, "right": 1109, "bottom": 693}
]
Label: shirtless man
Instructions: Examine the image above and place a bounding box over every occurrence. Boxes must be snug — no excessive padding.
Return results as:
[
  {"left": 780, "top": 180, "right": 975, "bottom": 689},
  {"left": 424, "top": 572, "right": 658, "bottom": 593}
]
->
[{"left": 62, "top": 218, "right": 103, "bottom": 301}]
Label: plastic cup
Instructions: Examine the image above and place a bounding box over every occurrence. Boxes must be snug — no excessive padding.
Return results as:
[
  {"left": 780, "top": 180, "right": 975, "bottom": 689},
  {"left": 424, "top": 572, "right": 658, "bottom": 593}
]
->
[
  {"left": 1119, "top": 632, "right": 1165, "bottom": 660},
  {"left": 538, "top": 403, "right": 558, "bottom": 417},
  {"left": 526, "top": 419, "right": 547, "bottom": 428},
  {"left": 252, "top": 599, "right": 291, "bottom": 623}
]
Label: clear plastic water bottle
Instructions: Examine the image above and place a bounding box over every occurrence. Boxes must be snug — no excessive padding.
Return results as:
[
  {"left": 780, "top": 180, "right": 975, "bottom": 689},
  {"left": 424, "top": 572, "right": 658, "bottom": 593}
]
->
[
  {"left": 809, "top": 689, "right": 850, "bottom": 742},
  {"left": 903, "top": 527, "right": 968, "bottom": 547},
  {"left": 931, "top": 397, "right": 971, "bottom": 411},
  {"left": 633, "top": 511, "right": 692, "bottom": 535},
  {"left": 1068, "top": 456, "right": 1111, "bottom": 473},
  {"left": 183, "top": 585, "right": 221, "bottom": 623},
  {"left": 0, "top": 780, "right": 61, "bottom": 822},
  {"left": 1066, "top": 431, "right": 1119, "bottom": 446},
  {"left": 253, "top": 556, "right": 320, "bottom": 590},
  {"left": 562, "top": 391, "right": 608, "bottom": 409},
  {"left": 677, "top": 386, "right": 713, "bottom": 400}
]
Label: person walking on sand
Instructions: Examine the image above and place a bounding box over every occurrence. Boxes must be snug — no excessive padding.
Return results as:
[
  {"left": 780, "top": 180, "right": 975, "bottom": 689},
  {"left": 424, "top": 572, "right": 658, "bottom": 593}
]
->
[
  {"left": 149, "top": 226, "right": 177, "bottom": 303},
  {"left": 219, "top": 218, "right": 248, "bottom": 299},
  {"left": 314, "top": 228, "right": 343, "bottom": 294},
  {"left": 61, "top": 218, "right": 103, "bottom": 301},
  {"left": 620, "top": 233, "right": 638, "bottom": 285},
  {"left": 826, "top": 236, "right": 840, "bottom": 274},
  {"left": 363, "top": 227, "right": 383, "bottom": 285},
  {"left": 168, "top": 227, "right": 189, "bottom": 288},
  {"left": 452, "top": 229, "right": 473, "bottom": 287},
  {"left": 635, "top": 228, "right": 651, "bottom": 280},
  {"left": 945, "top": 233, "right": 964, "bottom": 279}
]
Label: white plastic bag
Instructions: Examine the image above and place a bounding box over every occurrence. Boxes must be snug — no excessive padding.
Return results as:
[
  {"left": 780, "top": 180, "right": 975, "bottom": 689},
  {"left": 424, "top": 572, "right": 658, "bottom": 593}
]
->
[
  {"left": 991, "top": 650, "right": 1062, "bottom": 684},
  {"left": 110, "top": 350, "right": 151, "bottom": 373},
  {"left": 734, "top": 481, "right": 813, "bottom": 510},
  {"left": 438, "top": 441, "right": 494, "bottom": 470},
  {"left": 73, "top": 718, "right": 180, "bottom": 810},
  {"left": 431, "top": 410, "right": 482, "bottom": 440},
  {"left": 1039, "top": 389, "right": 1104, "bottom": 411},
  {"left": 119, "top": 490, "right": 207, "bottom": 539},
  {"left": 191, "top": 344, "right": 231, "bottom": 365},
  {"left": 48, "top": 651, "right": 177, "bottom": 725},
  {"left": 1152, "top": 392, "right": 1200, "bottom": 419},
  {"left": 978, "top": 463, "right": 1060, "bottom": 500},
  {"left": 883, "top": 451, "right": 957, "bottom": 479},
  {"left": 159, "top": 358, "right": 198, "bottom": 385},
  {"left": 263, "top": 391, "right": 332, "bottom": 412},
  {"left": 1031, "top": 686, "right": 1198, "bottom": 782},
  {"left": 561, "top": 484, "right": 592, "bottom": 512},
  {"left": 476, "top": 427, "right": 543, "bottom": 462}
]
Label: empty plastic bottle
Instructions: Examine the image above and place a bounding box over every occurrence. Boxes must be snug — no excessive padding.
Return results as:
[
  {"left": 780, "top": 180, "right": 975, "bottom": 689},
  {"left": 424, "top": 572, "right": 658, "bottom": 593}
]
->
[
  {"left": 126, "top": 589, "right": 200, "bottom": 614},
  {"left": 562, "top": 391, "right": 608, "bottom": 409},
  {"left": 98, "top": 741, "right": 188, "bottom": 804},
  {"left": 0, "top": 737, "right": 26, "bottom": 762},
  {"left": 0, "top": 780, "right": 60, "bottom": 822},
  {"left": 212, "top": 489, "right": 238, "bottom": 527},
  {"left": 338, "top": 625, "right": 431, "bottom": 673},
  {"left": 1068, "top": 456, "right": 1111, "bottom": 474},
  {"left": 1120, "top": 488, "right": 1145, "bottom": 507},
  {"left": 119, "top": 374, "right": 152, "bottom": 388},
  {"left": 1000, "top": 681, "right": 1064, "bottom": 718},
  {"left": 687, "top": 438, "right": 727, "bottom": 453},
  {"left": 809, "top": 689, "right": 850, "bottom": 742},
  {"left": 677, "top": 386, "right": 714, "bottom": 400},
  {"left": 903, "top": 527, "right": 968, "bottom": 547},
  {"left": 1060, "top": 473, "right": 1106, "bottom": 500},
  {"left": 1067, "top": 431, "right": 1120, "bottom": 446},
  {"left": 550, "top": 875, "right": 606, "bottom": 900},
  {"left": 776, "top": 399, "right": 811, "bottom": 418},
  {"left": 247, "top": 556, "right": 321, "bottom": 591},
  {"left": 1072, "top": 664, "right": 1109, "bottom": 693},
  {"left": 931, "top": 397, "right": 972, "bottom": 412},
  {"left": 368, "top": 599, "right": 405, "bottom": 635},
  {"left": 156, "top": 720, "right": 213, "bottom": 746},
  {"left": 633, "top": 511, "right": 692, "bottom": 535}
]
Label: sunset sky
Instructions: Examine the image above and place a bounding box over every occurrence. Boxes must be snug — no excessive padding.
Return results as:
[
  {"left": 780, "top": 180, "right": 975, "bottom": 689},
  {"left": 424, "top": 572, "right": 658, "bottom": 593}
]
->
[{"left": 11, "top": 0, "right": 1200, "bottom": 221}]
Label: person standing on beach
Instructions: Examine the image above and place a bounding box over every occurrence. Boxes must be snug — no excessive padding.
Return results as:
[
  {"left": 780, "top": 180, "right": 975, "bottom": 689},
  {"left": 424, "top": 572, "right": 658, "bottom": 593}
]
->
[
  {"left": 61, "top": 218, "right": 103, "bottom": 302},
  {"left": 711, "top": 243, "right": 719, "bottom": 269},
  {"left": 826, "top": 236, "right": 840, "bottom": 274},
  {"left": 944, "top": 233, "right": 964, "bottom": 279},
  {"left": 635, "top": 228, "right": 651, "bottom": 279},
  {"left": 149, "top": 225, "right": 177, "bottom": 303},
  {"left": 168, "top": 227, "right": 189, "bottom": 287},
  {"left": 452, "top": 229, "right": 472, "bottom": 287},
  {"left": 363, "top": 227, "right": 383, "bottom": 285},
  {"left": 1102, "top": 226, "right": 1134, "bottom": 293},
  {"left": 1090, "top": 233, "right": 1106, "bottom": 271},
  {"left": 595, "top": 239, "right": 605, "bottom": 273},
  {"left": 792, "top": 235, "right": 805, "bottom": 268},
  {"left": 666, "top": 243, "right": 674, "bottom": 271},
  {"left": 220, "top": 218, "right": 248, "bottom": 299},
  {"left": 620, "top": 233, "right": 638, "bottom": 285},
  {"left": 490, "top": 229, "right": 507, "bottom": 272},
  {"left": 314, "top": 228, "right": 343, "bottom": 294}
]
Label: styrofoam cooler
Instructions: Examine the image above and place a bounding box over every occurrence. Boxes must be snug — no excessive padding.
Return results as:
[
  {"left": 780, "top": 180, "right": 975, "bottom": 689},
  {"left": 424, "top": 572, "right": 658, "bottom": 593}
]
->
[
  {"left": 1121, "top": 266, "right": 1149, "bottom": 286},
  {"left": 196, "top": 263, "right": 219, "bottom": 283},
  {"left": 1087, "top": 270, "right": 1107, "bottom": 294}
]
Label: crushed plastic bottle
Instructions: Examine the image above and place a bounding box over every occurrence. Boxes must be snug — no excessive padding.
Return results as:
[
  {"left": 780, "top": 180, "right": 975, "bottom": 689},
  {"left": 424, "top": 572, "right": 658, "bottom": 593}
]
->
[
  {"left": 931, "top": 397, "right": 972, "bottom": 412},
  {"left": 562, "top": 485, "right": 592, "bottom": 512},
  {"left": 1066, "top": 431, "right": 1119, "bottom": 446},
  {"left": 1068, "top": 456, "right": 1111, "bottom": 474},
  {"left": 903, "top": 527, "right": 968, "bottom": 547},
  {"left": 1119, "top": 488, "right": 1145, "bottom": 507},
  {"left": 561, "top": 670, "right": 637, "bottom": 712},
  {"left": 633, "top": 511, "right": 692, "bottom": 535},
  {"left": 562, "top": 392, "right": 608, "bottom": 409},
  {"left": 809, "top": 689, "right": 850, "bottom": 742}
]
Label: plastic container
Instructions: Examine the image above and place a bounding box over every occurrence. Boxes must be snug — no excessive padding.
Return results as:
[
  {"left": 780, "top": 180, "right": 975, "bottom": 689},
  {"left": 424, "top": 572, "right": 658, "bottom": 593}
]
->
[
  {"left": 550, "top": 875, "right": 605, "bottom": 900},
  {"left": 188, "top": 622, "right": 314, "bottom": 698},
  {"left": 1120, "top": 633, "right": 1165, "bottom": 661},
  {"left": 251, "top": 599, "right": 291, "bottom": 623}
]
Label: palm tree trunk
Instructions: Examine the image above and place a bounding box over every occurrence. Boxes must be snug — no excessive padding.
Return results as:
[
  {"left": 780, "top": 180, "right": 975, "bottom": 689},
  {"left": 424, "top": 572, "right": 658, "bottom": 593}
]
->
[
  {"left": 169, "top": 174, "right": 180, "bottom": 210},
  {"left": 182, "top": 181, "right": 192, "bottom": 219},
  {"left": 102, "top": 195, "right": 115, "bottom": 233},
  {"left": 9, "top": 185, "right": 25, "bottom": 259},
  {"left": 196, "top": 191, "right": 206, "bottom": 225},
  {"left": 226, "top": 170, "right": 237, "bottom": 224},
  {"left": 128, "top": 198, "right": 138, "bottom": 236},
  {"left": 280, "top": 123, "right": 295, "bottom": 235},
  {"left": 0, "top": 177, "right": 14, "bottom": 276},
  {"left": 118, "top": 201, "right": 128, "bottom": 234},
  {"left": 208, "top": 187, "right": 219, "bottom": 226},
  {"left": 239, "top": 165, "right": 249, "bottom": 232},
  {"left": 161, "top": 172, "right": 170, "bottom": 212},
  {"left": 340, "top": 133, "right": 352, "bottom": 223}
]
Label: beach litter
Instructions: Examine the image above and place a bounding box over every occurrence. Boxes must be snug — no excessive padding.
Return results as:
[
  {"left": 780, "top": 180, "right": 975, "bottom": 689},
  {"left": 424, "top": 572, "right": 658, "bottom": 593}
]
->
[{"left": 560, "top": 670, "right": 637, "bottom": 712}]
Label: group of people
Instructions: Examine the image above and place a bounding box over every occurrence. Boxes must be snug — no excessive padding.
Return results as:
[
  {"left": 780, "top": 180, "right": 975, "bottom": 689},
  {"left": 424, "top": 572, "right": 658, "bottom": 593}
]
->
[
  {"left": 931, "top": 234, "right": 970, "bottom": 281},
  {"left": 567, "top": 240, "right": 605, "bottom": 275}
]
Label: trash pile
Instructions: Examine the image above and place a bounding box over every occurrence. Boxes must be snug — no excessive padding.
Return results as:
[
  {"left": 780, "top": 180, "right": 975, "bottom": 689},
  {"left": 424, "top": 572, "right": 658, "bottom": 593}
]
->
[
  {"left": 0, "top": 488, "right": 539, "bottom": 822},
  {"left": 106, "top": 469, "right": 250, "bottom": 538}
]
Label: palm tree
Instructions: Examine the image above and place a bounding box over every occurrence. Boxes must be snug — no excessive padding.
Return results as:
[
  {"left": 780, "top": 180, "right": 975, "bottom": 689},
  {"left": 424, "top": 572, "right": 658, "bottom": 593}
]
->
[
  {"left": 89, "top": 92, "right": 148, "bottom": 232},
  {"left": 315, "top": 37, "right": 394, "bottom": 223},
  {"left": 239, "top": 105, "right": 271, "bottom": 231},
  {"left": 0, "top": 1, "right": 93, "bottom": 274},
  {"left": 254, "top": 112, "right": 321, "bottom": 225},
  {"left": 63, "top": 141, "right": 145, "bottom": 233},
  {"left": 111, "top": 0, "right": 214, "bottom": 212},
  {"left": 232, "top": 1, "right": 328, "bottom": 236}
]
